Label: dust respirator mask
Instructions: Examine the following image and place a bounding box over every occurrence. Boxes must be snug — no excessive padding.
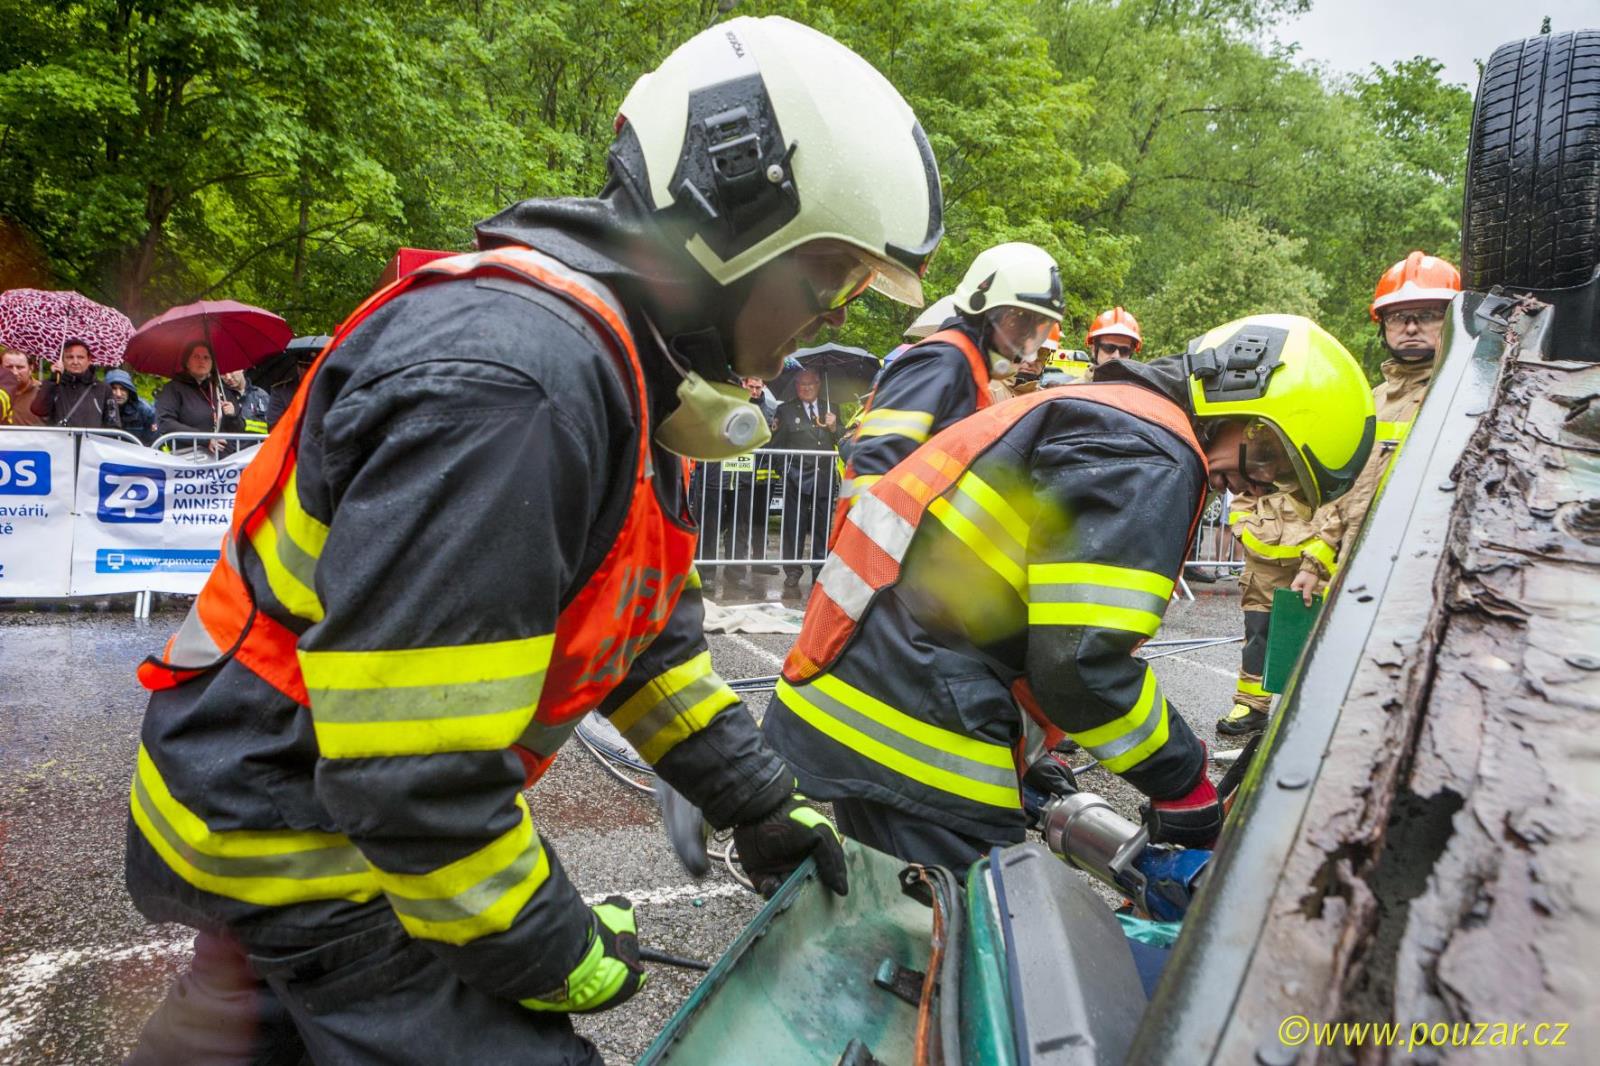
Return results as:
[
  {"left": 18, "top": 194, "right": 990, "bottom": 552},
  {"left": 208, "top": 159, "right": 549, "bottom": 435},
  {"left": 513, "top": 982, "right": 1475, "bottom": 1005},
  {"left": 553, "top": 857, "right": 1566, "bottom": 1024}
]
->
[{"left": 647, "top": 318, "right": 772, "bottom": 461}]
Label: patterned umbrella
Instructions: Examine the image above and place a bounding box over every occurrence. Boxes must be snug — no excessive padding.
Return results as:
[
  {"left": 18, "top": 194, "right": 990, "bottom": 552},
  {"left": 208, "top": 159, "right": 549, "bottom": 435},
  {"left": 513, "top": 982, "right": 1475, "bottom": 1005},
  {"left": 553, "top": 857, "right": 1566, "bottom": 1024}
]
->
[
  {"left": 123, "top": 299, "right": 292, "bottom": 377},
  {"left": 0, "top": 288, "right": 133, "bottom": 367}
]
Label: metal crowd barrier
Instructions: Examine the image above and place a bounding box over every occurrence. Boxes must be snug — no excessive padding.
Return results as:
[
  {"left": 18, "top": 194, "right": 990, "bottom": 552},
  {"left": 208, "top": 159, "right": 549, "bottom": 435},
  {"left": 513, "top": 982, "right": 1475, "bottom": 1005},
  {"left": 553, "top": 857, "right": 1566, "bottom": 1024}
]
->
[
  {"left": 150, "top": 430, "right": 267, "bottom": 459},
  {"left": 691, "top": 447, "right": 839, "bottom": 569},
  {"left": 0, "top": 424, "right": 145, "bottom": 447}
]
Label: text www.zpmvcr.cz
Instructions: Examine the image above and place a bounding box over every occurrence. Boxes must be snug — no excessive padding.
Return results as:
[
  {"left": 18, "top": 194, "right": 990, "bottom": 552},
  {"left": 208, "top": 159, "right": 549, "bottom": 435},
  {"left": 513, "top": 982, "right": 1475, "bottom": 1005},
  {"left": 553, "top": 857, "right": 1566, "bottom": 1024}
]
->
[{"left": 1276, "top": 1015, "right": 1569, "bottom": 1053}]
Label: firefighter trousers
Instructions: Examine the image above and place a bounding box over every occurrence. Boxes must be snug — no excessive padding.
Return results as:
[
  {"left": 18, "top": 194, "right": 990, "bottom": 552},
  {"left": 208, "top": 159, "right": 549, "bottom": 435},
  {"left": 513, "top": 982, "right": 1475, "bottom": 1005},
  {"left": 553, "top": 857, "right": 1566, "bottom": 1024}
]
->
[{"left": 124, "top": 924, "right": 601, "bottom": 1066}]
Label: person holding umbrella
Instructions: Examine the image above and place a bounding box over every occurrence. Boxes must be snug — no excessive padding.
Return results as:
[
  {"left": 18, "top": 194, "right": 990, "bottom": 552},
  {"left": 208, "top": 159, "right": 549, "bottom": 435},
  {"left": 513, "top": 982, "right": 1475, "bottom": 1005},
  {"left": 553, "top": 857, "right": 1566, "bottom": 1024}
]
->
[
  {"left": 771, "top": 368, "right": 844, "bottom": 594},
  {"left": 31, "top": 338, "right": 114, "bottom": 428},
  {"left": 154, "top": 342, "right": 244, "bottom": 454}
]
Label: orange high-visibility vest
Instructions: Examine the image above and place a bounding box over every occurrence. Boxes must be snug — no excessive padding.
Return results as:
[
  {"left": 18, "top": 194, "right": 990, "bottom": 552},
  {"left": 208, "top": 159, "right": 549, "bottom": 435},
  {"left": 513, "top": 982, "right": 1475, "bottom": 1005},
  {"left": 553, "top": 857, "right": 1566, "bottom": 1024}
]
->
[
  {"left": 138, "top": 246, "right": 698, "bottom": 784},
  {"left": 790, "top": 382, "right": 1209, "bottom": 683}
]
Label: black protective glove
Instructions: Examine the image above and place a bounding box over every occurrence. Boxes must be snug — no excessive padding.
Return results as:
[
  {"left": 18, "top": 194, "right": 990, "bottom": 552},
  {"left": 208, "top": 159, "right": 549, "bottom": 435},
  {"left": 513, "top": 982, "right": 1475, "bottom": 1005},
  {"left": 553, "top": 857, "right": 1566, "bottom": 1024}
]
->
[
  {"left": 1023, "top": 751, "right": 1079, "bottom": 798},
  {"left": 520, "top": 896, "right": 646, "bottom": 1014},
  {"left": 1141, "top": 771, "right": 1223, "bottom": 849},
  {"left": 733, "top": 793, "right": 848, "bottom": 897}
]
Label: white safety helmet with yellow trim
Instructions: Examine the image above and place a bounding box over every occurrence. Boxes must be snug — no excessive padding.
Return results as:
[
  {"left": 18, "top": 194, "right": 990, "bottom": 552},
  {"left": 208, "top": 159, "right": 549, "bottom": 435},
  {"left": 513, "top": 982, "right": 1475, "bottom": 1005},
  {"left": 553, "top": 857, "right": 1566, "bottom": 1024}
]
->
[
  {"left": 610, "top": 16, "right": 942, "bottom": 308},
  {"left": 1186, "top": 314, "right": 1375, "bottom": 511},
  {"left": 950, "top": 242, "right": 1065, "bottom": 321}
]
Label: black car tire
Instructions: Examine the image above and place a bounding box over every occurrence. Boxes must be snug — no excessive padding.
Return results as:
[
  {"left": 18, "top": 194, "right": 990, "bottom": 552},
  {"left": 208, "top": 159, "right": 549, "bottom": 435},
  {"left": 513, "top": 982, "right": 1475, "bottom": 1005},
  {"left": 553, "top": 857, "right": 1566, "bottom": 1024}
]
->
[{"left": 1462, "top": 30, "right": 1600, "bottom": 290}]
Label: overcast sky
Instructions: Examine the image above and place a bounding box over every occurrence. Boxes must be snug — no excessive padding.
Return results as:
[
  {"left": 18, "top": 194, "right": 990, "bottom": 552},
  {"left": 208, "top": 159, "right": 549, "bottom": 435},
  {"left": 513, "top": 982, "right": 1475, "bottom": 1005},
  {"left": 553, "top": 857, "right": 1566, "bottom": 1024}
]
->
[{"left": 1270, "top": 0, "right": 1597, "bottom": 89}]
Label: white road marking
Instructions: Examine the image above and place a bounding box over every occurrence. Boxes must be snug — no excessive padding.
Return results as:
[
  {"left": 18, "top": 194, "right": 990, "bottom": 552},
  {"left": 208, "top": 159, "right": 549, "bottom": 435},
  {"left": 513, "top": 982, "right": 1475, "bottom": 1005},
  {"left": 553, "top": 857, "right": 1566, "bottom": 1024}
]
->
[
  {"left": 722, "top": 633, "right": 785, "bottom": 671},
  {"left": 1160, "top": 653, "right": 1236, "bottom": 680},
  {"left": 0, "top": 935, "right": 190, "bottom": 1053},
  {"left": 584, "top": 880, "right": 746, "bottom": 908}
]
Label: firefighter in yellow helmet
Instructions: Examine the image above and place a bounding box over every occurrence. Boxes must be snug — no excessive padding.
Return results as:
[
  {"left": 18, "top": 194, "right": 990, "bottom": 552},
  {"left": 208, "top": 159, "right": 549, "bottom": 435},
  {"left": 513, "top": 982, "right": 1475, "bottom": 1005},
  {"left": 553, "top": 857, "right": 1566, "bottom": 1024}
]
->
[
  {"left": 122, "top": 18, "right": 942, "bottom": 1063},
  {"left": 765, "top": 314, "right": 1374, "bottom": 868},
  {"left": 1217, "top": 252, "right": 1461, "bottom": 736}
]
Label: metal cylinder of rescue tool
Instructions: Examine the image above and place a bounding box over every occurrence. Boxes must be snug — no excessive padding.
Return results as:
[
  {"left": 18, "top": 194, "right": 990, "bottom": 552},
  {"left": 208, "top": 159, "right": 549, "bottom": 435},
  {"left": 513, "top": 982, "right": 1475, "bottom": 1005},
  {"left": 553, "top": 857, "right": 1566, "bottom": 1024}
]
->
[{"left": 1039, "top": 791, "right": 1148, "bottom": 891}]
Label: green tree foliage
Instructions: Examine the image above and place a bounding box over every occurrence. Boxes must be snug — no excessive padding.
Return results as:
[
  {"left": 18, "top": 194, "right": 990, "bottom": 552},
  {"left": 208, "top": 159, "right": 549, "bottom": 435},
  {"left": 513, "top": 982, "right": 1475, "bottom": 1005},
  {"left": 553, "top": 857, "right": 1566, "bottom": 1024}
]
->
[{"left": 1, "top": 0, "right": 1472, "bottom": 381}]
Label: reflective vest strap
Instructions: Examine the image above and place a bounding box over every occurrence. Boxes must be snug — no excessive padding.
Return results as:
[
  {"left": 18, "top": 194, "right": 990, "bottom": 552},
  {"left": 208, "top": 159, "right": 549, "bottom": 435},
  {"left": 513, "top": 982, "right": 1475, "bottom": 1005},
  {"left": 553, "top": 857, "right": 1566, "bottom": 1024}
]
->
[
  {"left": 787, "top": 382, "right": 1208, "bottom": 682},
  {"left": 921, "top": 329, "right": 993, "bottom": 411}
]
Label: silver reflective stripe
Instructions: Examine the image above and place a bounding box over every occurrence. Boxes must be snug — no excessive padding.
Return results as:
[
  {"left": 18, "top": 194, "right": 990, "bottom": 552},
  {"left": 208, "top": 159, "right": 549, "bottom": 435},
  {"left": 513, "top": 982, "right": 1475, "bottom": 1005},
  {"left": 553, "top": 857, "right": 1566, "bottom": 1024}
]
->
[
  {"left": 516, "top": 718, "right": 580, "bottom": 757},
  {"left": 383, "top": 841, "right": 544, "bottom": 925},
  {"left": 815, "top": 555, "right": 875, "bottom": 620},
  {"left": 266, "top": 495, "right": 320, "bottom": 590},
  {"left": 792, "top": 681, "right": 1018, "bottom": 791},
  {"left": 849, "top": 493, "right": 916, "bottom": 561},
  {"left": 1028, "top": 583, "right": 1168, "bottom": 617},
  {"left": 132, "top": 773, "right": 368, "bottom": 881},
  {"left": 618, "top": 673, "right": 731, "bottom": 749},
  {"left": 1084, "top": 693, "right": 1168, "bottom": 763},
  {"left": 166, "top": 602, "right": 224, "bottom": 668}
]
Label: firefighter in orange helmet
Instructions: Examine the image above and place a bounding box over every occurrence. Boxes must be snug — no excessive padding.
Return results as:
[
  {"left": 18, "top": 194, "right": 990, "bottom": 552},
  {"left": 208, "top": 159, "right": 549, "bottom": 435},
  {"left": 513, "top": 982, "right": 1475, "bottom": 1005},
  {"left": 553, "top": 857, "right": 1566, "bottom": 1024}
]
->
[
  {"left": 1086, "top": 306, "right": 1142, "bottom": 365},
  {"left": 1219, "top": 252, "right": 1460, "bottom": 737}
]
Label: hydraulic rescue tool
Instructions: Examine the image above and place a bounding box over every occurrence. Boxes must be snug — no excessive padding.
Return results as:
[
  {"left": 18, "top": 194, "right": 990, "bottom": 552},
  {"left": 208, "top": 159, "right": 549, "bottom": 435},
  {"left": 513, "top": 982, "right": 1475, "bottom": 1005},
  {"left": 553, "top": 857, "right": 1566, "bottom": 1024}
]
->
[{"left": 1039, "top": 792, "right": 1211, "bottom": 922}]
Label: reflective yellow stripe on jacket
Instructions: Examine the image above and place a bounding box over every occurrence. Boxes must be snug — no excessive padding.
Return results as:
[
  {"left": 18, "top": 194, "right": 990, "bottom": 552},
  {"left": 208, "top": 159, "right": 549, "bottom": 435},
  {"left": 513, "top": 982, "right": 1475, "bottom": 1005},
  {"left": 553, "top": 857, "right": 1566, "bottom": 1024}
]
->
[
  {"left": 606, "top": 651, "right": 739, "bottom": 763},
  {"left": 1027, "top": 562, "right": 1172, "bottom": 637},
  {"left": 299, "top": 634, "right": 556, "bottom": 758},
  {"left": 130, "top": 744, "right": 379, "bottom": 908},
  {"left": 374, "top": 794, "right": 552, "bottom": 944},
  {"left": 775, "top": 674, "right": 1020, "bottom": 808},
  {"left": 855, "top": 407, "right": 934, "bottom": 443},
  {"left": 1069, "top": 666, "right": 1172, "bottom": 774},
  {"left": 248, "top": 465, "right": 329, "bottom": 623},
  {"left": 928, "top": 470, "right": 1033, "bottom": 596}
]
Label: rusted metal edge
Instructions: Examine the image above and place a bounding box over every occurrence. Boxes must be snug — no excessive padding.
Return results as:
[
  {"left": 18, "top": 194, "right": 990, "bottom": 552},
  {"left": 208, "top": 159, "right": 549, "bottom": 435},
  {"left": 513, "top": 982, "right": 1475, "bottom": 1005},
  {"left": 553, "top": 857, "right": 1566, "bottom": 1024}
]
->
[{"left": 1129, "top": 293, "right": 1511, "bottom": 1064}]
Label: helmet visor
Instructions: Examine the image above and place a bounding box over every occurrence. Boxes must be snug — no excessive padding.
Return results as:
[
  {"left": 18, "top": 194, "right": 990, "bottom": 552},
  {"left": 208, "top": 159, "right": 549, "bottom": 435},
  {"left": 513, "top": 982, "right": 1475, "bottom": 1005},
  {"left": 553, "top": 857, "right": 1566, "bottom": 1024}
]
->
[{"left": 1241, "top": 418, "right": 1316, "bottom": 504}]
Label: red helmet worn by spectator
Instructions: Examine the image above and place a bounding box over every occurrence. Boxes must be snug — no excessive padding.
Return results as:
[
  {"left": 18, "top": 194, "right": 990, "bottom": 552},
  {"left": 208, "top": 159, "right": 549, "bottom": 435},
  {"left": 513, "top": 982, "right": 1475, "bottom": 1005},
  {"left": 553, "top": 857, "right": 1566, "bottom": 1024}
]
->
[
  {"left": 1369, "top": 252, "right": 1460, "bottom": 320},
  {"left": 1086, "top": 306, "right": 1142, "bottom": 352}
]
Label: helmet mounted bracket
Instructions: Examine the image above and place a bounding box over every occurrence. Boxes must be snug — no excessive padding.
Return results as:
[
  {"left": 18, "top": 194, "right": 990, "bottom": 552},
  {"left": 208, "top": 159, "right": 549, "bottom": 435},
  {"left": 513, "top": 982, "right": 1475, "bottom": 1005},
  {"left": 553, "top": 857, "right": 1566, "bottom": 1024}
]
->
[
  {"left": 667, "top": 74, "right": 800, "bottom": 260},
  {"left": 1187, "top": 324, "right": 1289, "bottom": 404}
]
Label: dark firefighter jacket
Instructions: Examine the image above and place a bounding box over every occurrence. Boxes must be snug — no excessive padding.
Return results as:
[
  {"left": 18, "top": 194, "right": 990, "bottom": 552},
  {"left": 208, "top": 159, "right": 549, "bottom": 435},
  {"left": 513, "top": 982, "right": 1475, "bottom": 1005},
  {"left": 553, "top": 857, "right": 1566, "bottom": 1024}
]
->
[
  {"left": 838, "top": 317, "right": 988, "bottom": 506},
  {"left": 765, "top": 358, "right": 1209, "bottom": 842},
  {"left": 126, "top": 198, "right": 792, "bottom": 1006}
]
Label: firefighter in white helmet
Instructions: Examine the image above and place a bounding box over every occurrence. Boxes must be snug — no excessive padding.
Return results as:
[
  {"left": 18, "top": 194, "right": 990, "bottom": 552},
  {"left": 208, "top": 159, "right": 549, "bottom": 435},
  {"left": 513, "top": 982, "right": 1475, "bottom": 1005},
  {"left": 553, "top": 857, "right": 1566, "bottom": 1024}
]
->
[{"left": 123, "top": 17, "right": 942, "bottom": 1063}]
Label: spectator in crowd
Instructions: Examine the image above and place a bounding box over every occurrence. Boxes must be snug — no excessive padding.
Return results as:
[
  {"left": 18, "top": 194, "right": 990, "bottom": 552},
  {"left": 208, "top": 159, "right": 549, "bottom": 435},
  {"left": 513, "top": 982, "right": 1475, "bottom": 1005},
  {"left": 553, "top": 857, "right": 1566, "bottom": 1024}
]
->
[
  {"left": 155, "top": 341, "right": 242, "bottom": 455},
  {"left": 31, "top": 338, "right": 113, "bottom": 428},
  {"left": 102, "top": 368, "right": 159, "bottom": 443},
  {"left": 714, "top": 378, "right": 781, "bottom": 597},
  {"left": 1, "top": 348, "right": 45, "bottom": 426},
  {"left": 770, "top": 369, "right": 842, "bottom": 597},
  {"left": 222, "top": 369, "right": 270, "bottom": 434},
  {"left": 0, "top": 364, "right": 19, "bottom": 424}
]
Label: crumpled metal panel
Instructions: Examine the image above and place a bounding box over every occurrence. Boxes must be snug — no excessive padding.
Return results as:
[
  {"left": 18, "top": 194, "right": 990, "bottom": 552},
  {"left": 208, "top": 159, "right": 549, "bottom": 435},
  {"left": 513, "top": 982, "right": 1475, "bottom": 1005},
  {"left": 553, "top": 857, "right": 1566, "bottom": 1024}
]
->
[{"left": 1132, "top": 286, "right": 1600, "bottom": 1064}]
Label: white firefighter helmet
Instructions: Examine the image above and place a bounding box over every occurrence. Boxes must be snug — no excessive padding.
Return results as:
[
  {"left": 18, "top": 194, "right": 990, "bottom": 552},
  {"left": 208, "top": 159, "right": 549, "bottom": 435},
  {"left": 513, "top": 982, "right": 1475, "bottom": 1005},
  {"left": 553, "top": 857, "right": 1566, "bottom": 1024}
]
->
[
  {"left": 613, "top": 16, "right": 942, "bottom": 306},
  {"left": 950, "top": 242, "right": 1065, "bottom": 321}
]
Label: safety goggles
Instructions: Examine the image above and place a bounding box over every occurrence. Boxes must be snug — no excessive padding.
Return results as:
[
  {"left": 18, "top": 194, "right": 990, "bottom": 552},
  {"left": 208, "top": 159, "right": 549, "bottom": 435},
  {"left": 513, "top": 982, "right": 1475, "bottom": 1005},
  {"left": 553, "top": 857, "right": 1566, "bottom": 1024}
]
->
[
  {"left": 1095, "top": 339, "right": 1135, "bottom": 358},
  {"left": 1237, "top": 419, "right": 1307, "bottom": 497},
  {"left": 1380, "top": 307, "right": 1446, "bottom": 329},
  {"left": 793, "top": 248, "right": 877, "bottom": 313}
]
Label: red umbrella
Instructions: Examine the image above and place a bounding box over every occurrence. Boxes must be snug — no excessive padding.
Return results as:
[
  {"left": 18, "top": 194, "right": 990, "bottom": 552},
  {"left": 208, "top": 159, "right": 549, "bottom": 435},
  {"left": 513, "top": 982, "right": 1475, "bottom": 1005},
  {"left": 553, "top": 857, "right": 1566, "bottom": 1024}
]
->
[
  {"left": 124, "top": 299, "right": 292, "bottom": 377},
  {"left": 0, "top": 288, "right": 133, "bottom": 367}
]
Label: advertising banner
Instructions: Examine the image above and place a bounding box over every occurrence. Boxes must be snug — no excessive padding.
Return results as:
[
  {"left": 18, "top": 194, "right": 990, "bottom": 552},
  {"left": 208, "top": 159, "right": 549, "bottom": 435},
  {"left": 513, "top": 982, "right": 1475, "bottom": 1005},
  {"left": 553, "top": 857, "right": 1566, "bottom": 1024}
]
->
[
  {"left": 0, "top": 430, "right": 77, "bottom": 597},
  {"left": 71, "top": 436, "right": 257, "bottom": 594}
]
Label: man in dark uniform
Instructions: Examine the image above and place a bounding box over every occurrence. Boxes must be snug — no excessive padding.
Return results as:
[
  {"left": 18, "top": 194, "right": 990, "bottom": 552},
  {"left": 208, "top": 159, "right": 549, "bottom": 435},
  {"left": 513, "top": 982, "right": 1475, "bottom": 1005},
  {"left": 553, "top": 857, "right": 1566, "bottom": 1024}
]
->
[{"left": 770, "top": 368, "right": 843, "bottom": 594}]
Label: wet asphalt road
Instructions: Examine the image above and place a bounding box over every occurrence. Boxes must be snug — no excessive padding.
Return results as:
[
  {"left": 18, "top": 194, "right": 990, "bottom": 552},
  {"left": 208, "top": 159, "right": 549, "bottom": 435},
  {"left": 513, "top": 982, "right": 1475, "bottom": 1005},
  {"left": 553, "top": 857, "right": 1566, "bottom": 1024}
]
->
[{"left": 0, "top": 583, "right": 1241, "bottom": 1065}]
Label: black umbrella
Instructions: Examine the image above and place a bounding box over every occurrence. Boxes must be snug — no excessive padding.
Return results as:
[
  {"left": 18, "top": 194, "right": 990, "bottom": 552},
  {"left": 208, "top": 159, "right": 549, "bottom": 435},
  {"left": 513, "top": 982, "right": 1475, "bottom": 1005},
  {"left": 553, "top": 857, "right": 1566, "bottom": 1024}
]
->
[{"left": 768, "top": 344, "right": 881, "bottom": 404}]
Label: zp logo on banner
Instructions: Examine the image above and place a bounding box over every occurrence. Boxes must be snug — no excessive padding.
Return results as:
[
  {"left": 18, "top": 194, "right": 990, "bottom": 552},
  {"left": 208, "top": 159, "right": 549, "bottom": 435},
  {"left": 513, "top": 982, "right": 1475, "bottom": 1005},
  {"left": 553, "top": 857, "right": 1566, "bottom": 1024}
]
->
[
  {"left": 0, "top": 451, "right": 51, "bottom": 495},
  {"left": 98, "top": 463, "right": 166, "bottom": 523}
]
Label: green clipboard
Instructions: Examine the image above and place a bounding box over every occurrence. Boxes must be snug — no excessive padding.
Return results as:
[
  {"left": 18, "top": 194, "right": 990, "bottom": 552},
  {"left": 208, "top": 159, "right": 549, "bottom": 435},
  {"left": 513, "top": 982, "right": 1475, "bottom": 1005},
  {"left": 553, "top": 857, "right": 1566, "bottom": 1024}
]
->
[{"left": 1264, "top": 587, "right": 1323, "bottom": 693}]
